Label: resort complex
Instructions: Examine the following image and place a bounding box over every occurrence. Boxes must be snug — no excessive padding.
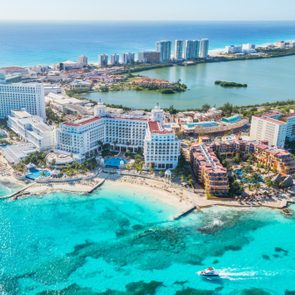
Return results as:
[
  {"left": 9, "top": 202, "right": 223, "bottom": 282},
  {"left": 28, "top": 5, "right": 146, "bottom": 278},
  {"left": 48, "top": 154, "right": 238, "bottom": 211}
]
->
[
  {"left": 56, "top": 101, "right": 180, "bottom": 169},
  {"left": 1, "top": 39, "right": 295, "bottom": 205}
]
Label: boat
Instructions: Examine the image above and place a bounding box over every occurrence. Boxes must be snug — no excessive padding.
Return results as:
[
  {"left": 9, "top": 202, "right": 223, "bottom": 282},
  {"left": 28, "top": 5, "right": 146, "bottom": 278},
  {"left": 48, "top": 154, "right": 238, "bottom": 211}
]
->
[{"left": 197, "top": 267, "right": 219, "bottom": 277}]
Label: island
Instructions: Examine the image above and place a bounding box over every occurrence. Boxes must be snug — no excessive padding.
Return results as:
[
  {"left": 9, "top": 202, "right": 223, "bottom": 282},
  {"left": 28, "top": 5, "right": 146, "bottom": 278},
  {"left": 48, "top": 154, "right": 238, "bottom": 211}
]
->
[
  {"left": 94, "top": 75, "right": 187, "bottom": 95},
  {"left": 215, "top": 80, "right": 248, "bottom": 88}
]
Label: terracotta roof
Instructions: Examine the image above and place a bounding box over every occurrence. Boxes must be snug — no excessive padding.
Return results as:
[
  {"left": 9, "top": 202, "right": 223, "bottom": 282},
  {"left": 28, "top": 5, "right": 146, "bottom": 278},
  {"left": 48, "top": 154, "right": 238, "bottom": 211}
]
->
[{"left": 148, "top": 120, "right": 172, "bottom": 134}]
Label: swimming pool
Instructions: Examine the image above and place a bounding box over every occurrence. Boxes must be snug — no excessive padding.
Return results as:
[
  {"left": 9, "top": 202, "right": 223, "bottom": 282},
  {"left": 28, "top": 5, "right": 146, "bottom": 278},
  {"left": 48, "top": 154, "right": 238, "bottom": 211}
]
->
[
  {"left": 26, "top": 168, "right": 51, "bottom": 180},
  {"left": 186, "top": 121, "right": 218, "bottom": 128},
  {"left": 104, "top": 158, "right": 127, "bottom": 168}
]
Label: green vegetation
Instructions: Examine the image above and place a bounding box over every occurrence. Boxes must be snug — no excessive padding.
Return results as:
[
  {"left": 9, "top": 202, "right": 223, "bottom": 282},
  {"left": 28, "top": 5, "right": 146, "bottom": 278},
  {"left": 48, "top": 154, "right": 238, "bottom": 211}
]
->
[
  {"left": 14, "top": 151, "right": 48, "bottom": 173},
  {"left": 215, "top": 80, "right": 248, "bottom": 88},
  {"left": 65, "top": 89, "right": 89, "bottom": 97},
  {"left": 46, "top": 107, "right": 65, "bottom": 124},
  {"left": 161, "top": 89, "right": 175, "bottom": 94},
  {"left": 60, "top": 160, "right": 96, "bottom": 176}
]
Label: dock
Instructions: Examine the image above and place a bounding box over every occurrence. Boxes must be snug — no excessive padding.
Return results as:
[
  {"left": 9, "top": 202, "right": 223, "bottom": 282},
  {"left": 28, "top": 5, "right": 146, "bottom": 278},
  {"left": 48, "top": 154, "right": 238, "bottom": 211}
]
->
[
  {"left": 87, "top": 178, "right": 105, "bottom": 193},
  {"left": 173, "top": 205, "right": 197, "bottom": 220},
  {"left": 0, "top": 183, "right": 35, "bottom": 200}
]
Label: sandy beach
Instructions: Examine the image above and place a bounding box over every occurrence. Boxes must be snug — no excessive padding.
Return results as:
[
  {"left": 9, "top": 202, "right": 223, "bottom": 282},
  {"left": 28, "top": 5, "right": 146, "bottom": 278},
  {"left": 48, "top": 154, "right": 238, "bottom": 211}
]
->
[{"left": 0, "top": 168, "right": 293, "bottom": 212}]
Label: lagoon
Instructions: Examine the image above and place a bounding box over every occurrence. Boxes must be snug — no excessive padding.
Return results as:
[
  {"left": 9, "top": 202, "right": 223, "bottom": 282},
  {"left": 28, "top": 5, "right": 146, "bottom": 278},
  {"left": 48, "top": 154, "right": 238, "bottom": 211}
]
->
[{"left": 87, "top": 55, "right": 295, "bottom": 109}]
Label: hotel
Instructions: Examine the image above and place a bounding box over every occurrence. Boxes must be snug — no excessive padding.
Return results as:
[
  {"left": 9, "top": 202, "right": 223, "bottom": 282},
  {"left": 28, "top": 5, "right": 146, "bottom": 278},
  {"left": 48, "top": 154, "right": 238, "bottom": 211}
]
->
[
  {"left": 138, "top": 51, "right": 160, "bottom": 64},
  {"left": 156, "top": 41, "right": 172, "bottom": 63},
  {"left": 174, "top": 40, "right": 184, "bottom": 60},
  {"left": 144, "top": 105, "right": 180, "bottom": 169},
  {"left": 8, "top": 110, "right": 55, "bottom": 151},
  {"left": 0, "top": 83, "right": 46, "bottom": 119},
  {"left": 184, "top": 40, "right": 199, "bottom": 60},
  {"left": 249, "top": 111, "right": 295, "bottom": 148},
  {"left": 56, "top": 102, "right": 180, "bottom": 169},
  {"left": 98, "top": 54, "right": 108, "bottom": 67},
  {"left": 199, "top": 39, "right": 209, "bottom": 59},
  {"left": 190, "top": 144, "right": 229, "bottom": 197}
]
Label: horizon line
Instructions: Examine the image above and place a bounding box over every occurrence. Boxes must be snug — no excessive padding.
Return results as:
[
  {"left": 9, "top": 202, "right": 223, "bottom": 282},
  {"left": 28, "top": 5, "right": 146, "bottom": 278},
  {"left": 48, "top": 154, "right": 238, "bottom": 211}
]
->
[{"left": 1, "top": 19, "right": 295, "bottom": 22}]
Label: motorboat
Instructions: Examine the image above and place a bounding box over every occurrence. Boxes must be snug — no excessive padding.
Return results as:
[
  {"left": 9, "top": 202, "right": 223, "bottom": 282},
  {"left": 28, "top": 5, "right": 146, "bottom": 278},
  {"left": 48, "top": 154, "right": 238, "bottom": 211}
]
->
[{"left": 197, "top": 267, "right": 219, "bottom": 277}]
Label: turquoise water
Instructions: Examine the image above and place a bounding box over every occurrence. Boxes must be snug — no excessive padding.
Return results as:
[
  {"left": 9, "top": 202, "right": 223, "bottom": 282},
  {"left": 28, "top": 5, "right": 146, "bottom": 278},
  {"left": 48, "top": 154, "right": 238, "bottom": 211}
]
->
[
  {"left": 104, "top": 158, "right": 127, "bottom": 168},
  {"left": 89, "top": 55, "right": 295, "bottom": 109},
  {"left": 0, "top": 182, "right": 295, "bottom": 294},
  {"left": 26, "top": 169, "right": 51, "bottom": 180},
  {"left": 186, "top": 121, "right": 218, "bottom": 128}
]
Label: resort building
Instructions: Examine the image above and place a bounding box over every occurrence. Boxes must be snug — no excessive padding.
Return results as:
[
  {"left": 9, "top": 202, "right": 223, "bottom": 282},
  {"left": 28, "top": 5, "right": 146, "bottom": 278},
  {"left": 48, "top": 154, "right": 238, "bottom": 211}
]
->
[
  {"left": 253, "top": 143, "right": 295, "bottom": 175},
  {"left": 144, "top": 106, "right": 180, "bottom": 170},
  {"left": 98, "top": 54, "right": 109, "bottom": 67},
  {"left": 199, "top": 38, "right": 209, "bottom": 59},
  {"left": 122, "top": 52, "right": 135, "bottom": 65},
  {"left": 7, "top": 110, "right": 55, "bottom": 151},
  {"left": 137, "top": 51, "right": 160, "bottom": 64},
  {"left": 156, "top": 40, "right": 172, "bottom": 63},
  {"left": 190, "top": 144, "right": 229, "bottom": 197},
  {"left": 110, "top": 54, "right": 120, "bottom": 65},
  {"left": 250, "top": 112, "right": 289, "bottom": 148},
  {"left": 56, "top": 102, "right": 180, "bottom": 169},
  {"left": 174, "top": 40, "right": 184, "bottom": 60},
  {"left": 78, "top": 55, "right": 88, "bottom": 67},
  {"left": 184, "top": 40, "right": 199, "bottom": 60},
  {"left": 211, "top": 138, "right": 295, "bottom": 175},
  {"left": 0, "top": 83, "right": 46, "bottom": 119}
]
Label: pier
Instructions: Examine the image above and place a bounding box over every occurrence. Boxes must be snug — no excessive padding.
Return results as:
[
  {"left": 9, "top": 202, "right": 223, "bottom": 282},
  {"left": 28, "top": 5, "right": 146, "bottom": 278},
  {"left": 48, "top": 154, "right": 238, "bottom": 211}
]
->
[
  {"left": 87, "top": 178, "right": 105, "bottom": 193},
  {"left": 173, "top": 205, "right": 197, "bottom": 220},
  {"left": 0, "top": 183, "right": 35, "bottom": 200}
]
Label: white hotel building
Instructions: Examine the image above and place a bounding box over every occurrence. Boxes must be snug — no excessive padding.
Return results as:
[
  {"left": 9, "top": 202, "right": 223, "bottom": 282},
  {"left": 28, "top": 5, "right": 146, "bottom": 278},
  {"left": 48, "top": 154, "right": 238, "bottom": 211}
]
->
[
  {"left": 0, "top": 83, "right": 46, "bottom": 120},
  {"left": 250, "top": 111, "right": 295, "bottom": 148},
  {"left": 8, "top": 110, "right": 55, "bottom": 151},
  {"left": 56, "top": 102, "right": 180, "bottom": 169}
]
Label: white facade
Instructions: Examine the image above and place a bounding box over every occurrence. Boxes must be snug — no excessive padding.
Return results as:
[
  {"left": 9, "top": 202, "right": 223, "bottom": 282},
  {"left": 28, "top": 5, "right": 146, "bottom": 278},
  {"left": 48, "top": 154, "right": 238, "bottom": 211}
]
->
[
  {"left": 250, "top": 115, "right": 287, "bottom": 148},
  {"left": 0, "top": 83, "right": 46, "bottom": 119},
  {"left": 56, "top": 103, "right": 180, "bottom": 169},
  {"left": 174, "top": 40, "right": 184, "bottom": 60},
  {"left": 8, "top": 110, "right": 55, "bottom": 151},
  {"left": 199, "top": 39, "right": 209, "bottom": 58},
  {"left": 156, "top": 41, "right": 172, "bottom": 63},
  {"left": 98, "top": 54, "right": 108, "bottom": 67},
  {"left": 284, "top": 115, "right": 295, "bottom": 141},
  {"left": 78, "top": 55, "right": 88, "bottom": 66},
  {"left": 184, "top": 40, "right": 199, "bottom": 60},
  {"left": 122, "top": 52, "right": 135, "bottom": 65},
  {"left": 144, "top": 121, "right": 180, "bottom": 170},
  {"left": 110, "top": 54, "right": 120, "bottom": 65}
]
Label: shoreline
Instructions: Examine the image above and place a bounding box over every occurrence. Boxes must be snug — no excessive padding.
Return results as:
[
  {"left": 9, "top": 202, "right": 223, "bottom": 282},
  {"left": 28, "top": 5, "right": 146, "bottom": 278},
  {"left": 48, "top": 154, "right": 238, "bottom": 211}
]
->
[{"left": 2, "top": 172, "right": 293, "bottom": 214}]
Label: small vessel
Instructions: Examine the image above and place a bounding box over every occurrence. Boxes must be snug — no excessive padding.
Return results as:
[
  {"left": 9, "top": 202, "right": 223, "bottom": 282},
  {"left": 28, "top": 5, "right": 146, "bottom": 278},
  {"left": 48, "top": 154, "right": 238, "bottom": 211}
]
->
[{"left": 197, "top": 267, "right": 219, "bottom": 277}]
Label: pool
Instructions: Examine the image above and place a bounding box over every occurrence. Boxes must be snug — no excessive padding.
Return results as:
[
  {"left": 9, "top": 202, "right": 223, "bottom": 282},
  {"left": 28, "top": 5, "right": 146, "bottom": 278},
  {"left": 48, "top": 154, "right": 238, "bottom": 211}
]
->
[
  {"left": 26, "top": 168, "right": 51, "bottom": 180},
  {"left": 186, "top": 121, "right": 218, "bottom": 128},
  {"left": 104, "top": 158, "right": 127, "bottom": 168}
]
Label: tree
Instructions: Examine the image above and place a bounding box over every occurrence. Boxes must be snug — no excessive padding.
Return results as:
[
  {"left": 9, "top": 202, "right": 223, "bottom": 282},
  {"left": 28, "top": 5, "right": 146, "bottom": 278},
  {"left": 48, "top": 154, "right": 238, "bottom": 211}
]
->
[
  {"left": 219, "top": 102, "right": 234, "bottom": 117},
  {"left": 167, "top": 105, "right": 177, "bottom": 115},
  {"left": 201, "top": 104, "right": 211, "bottom": 113}
]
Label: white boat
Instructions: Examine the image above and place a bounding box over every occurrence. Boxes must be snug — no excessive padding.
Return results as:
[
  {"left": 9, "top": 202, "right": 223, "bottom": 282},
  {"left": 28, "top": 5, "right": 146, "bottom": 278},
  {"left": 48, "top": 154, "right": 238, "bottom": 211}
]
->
[{"left": 197, "top": 267, "right": 219, "bottom": 277}]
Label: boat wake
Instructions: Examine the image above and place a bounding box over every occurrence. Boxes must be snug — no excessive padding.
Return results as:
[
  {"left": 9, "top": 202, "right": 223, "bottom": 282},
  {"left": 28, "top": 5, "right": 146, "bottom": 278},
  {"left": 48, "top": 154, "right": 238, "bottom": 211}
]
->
[{"left": 217, "top": 268, "right": 278, "bottom": 281}]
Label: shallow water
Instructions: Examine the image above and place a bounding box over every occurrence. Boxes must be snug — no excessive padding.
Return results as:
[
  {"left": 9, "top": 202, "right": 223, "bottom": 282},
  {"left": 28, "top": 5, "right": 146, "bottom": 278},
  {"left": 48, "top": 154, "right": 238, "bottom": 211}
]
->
[{"left": 0, "top": 183, "right": 294, "bottom": 294}]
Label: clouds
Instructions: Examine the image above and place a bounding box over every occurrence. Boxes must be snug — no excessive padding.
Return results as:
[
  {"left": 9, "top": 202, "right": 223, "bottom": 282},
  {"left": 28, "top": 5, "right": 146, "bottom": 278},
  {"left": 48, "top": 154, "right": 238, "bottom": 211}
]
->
[{"left": 0, "top": 0, "right": 294, "bottom": 21}]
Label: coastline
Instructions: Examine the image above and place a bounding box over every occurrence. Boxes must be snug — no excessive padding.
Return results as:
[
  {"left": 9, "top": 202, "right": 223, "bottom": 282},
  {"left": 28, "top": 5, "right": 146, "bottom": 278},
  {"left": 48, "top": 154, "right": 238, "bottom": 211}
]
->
[{"left": 2, "top": 172, "right": 293, "bottom": 214}]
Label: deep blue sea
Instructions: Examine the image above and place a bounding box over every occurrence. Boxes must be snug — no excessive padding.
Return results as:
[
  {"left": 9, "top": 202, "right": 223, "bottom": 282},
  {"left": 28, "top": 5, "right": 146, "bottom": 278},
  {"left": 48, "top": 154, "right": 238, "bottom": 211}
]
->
[{"left": 1, "top": 21, "right": 295, "bottom": 66}]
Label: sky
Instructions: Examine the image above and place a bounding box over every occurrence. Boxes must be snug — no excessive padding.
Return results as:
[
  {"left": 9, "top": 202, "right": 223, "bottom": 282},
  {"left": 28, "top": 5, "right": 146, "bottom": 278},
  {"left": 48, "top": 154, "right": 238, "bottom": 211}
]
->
[{"left": 1, "top": 0, "right": 295, "bottom": 21}]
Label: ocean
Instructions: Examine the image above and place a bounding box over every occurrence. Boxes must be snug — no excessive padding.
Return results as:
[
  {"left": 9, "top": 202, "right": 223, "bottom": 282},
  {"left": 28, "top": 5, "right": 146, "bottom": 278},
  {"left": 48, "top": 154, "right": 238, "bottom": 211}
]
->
[
  {"left": 0, "top": 182, "right": 294, "bottom": 294},
  {"left": 1, "top": 21, "right": 295, "bottom": 67}
]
